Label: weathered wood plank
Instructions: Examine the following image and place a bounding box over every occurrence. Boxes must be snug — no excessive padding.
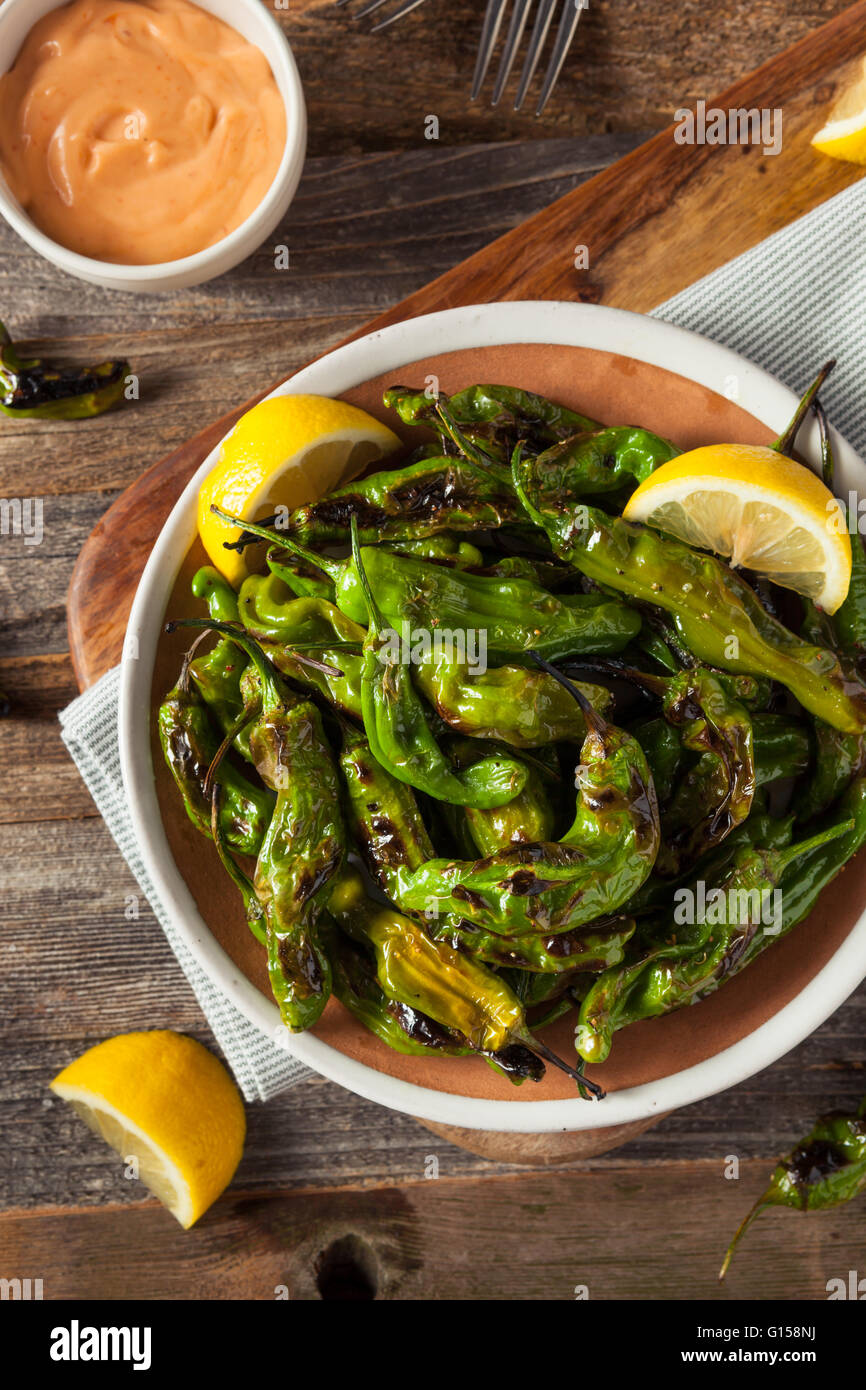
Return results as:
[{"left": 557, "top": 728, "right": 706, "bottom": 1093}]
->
[
  {"left": 3, "top": 1159, "right": 864, "bottom": 1300},
  {"left": 285, "top": 0, "right": 851, "bottom": 161}
]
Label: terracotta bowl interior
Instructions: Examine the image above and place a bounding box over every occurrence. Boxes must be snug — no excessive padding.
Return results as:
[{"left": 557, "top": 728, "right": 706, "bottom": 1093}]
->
[{"left": 152, "top": 341, "right": 866, "bottom": 1103}]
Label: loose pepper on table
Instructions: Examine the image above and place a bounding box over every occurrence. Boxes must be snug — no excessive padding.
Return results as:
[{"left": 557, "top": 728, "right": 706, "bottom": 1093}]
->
[
  {"left": 395, "top": 659, "right": 660, "bottom": 936},
  {"left": 0, "top": 320, "right": 129, "bottom": 420},
  {"left": 720, "top": 1096, "right": 866, "bottom": 1278},
  {"left": 513, "top": 449, "right": 866, "bottom": 734}
]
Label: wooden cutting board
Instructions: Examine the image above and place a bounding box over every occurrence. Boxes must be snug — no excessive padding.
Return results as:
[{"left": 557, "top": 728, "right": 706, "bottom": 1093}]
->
[{"left": 67, "top": 0, "right": 866, "bottom": 686}]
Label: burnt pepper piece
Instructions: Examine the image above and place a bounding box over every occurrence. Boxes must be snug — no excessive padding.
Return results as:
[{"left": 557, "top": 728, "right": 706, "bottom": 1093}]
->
[{"left": 0, "top": 320, "right": 128, "bottom": 420}]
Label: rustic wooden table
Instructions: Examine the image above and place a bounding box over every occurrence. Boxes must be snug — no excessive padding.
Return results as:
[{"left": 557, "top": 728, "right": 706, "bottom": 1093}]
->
[{"left": 2, "top": 0, "right": 865, "bottom": 1302}]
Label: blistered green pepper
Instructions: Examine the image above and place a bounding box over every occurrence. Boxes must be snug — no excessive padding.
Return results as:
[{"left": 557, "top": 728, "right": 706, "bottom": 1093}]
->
[
  {"left": 396, "top": 661, "right": 660, "bottom": 936},
  {"left": 720, "top": 1096, "right": 866, "bottom": 1278}
]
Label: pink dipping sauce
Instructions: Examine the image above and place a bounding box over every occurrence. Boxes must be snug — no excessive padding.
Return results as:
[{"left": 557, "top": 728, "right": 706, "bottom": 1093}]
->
[{"left": 0, "top": 0, "right": 288, "bottom": 264}]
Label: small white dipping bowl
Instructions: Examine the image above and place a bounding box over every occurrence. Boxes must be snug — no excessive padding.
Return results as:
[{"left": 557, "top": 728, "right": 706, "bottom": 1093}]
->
[{"left": 0, "top": 0, "right": 306, "bottom": 292}]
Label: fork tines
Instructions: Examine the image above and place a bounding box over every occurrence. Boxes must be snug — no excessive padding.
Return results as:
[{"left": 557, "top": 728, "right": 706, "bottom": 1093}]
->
[
  {"left": 473, "top": 0, "right": 586, "bottom": 114},
  {"left": 335, "top": 0, "right": 428, "bottom": 33}
]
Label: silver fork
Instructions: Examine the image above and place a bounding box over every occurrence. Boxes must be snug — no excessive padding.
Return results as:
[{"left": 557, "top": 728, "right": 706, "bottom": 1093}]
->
[
  {"left": 472, "top": 0, "right": 586, "bottom": 114},
  {"left": 333, "top": 0, "right": 428, "bottom": 33}
]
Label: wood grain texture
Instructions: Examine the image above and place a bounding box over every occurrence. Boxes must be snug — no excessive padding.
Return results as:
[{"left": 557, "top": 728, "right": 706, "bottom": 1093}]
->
[
  {"left": 2, "top": 9, "right": 866, "bottom": 1297},
  {"left": 66, "top": 0, "right": 866, "bottom": 687},
  {"left": 285, "top": 0, "right": 853, "bottom": 157},
  {"left": 4, "top": 1159, "right": 866, "bottom": 1300}
]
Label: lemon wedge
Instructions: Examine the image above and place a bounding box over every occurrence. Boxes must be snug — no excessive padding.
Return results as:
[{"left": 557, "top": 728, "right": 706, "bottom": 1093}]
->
[
  {"left": 812, "top": 56, "right": 866, "bottom": 163},
  {"left": 622, "top": 443, "right": 852, "bottom": 613},
  {"left": 50, "top": 1031, "right": 245, "bottom": 1228},
  {"left": 197, "top": 394, "right": 401, "bottom": 587}
]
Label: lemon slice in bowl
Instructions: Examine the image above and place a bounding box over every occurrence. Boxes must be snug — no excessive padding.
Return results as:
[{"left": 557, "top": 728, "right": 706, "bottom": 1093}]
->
[
  {"left": 50, "top": 1031, "right": 245, "bottom": 1229},
  {"left": 198, "top": 394, "right": 402, "bottom": 586},
  {"left": 622, "top": 443, "right": 852, "bottom": 613},
  {"left": 812, "top": 56, "right": 866, "bottom": 164}
]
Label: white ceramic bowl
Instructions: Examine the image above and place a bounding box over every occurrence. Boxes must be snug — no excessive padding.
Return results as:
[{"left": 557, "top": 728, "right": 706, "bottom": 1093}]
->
[
  {"left": 119, "top": 301, "right": 866, "bottom": 1131},
  {"left": 0, "top": 0, "right": 306, "bottom": 291}
]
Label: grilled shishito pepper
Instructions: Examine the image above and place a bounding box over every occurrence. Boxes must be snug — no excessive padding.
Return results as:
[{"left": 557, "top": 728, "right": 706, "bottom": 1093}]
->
[
  {"left": 396, "top": 662, "right": 660, "bottom": 936},
  {"left": 0, "top": 320, "right": 128, "bottom": 420},
  {"left": 513, "top": 453, "right": 866, "bottom": 734},
  {"left": 239, "top": 573, "right": 366, "bottom": 721},
  {"left": 324, "top": 886, "right": 543, "bottom": 1083},
  {"left": 575, "top": 809, "right": 859, "bottom": 1065},
  {"left": 796, "top": 720, "right": 866, "bottom": 821},
  {"left": 416, "top": 654, "right": 612, "bottom": 748},
  {"left": 652, "top": 668, "right": 755, "bottom": 876},
  {"left": 218, "top": 508, "right": 641, "bottom": 662},
  {"left": 158, "top": 649, "right": 272, "bottom": 856},
  {"left": 338, "top": 720, "right": 435, "bottom": 893},
  {"left": 229, "top": 454, "right": 521, "bottom": 549},
  {"left": 452, "top": 739, "right": 556, "bottom": 856},
  {"left": 383, "top": 383, "right": 600, "bottom": 463},
  {"left": 188, "top": 567, "right": 255, "bottom": 760},
  {"left": 720, "top": 1096, "right": 866, "bottom": 1278},
  {"left": 350, "top": 521, "right": 529, "bottom": 809},
  {"left": 529, "top": 425, "right": 680, "bottom": 500},
  {"left": 168, "top": 620, "right": 346, "bottom": 1032},
  {"left": 328, "top": 869, "right": 601, "bottom": 1094}
]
